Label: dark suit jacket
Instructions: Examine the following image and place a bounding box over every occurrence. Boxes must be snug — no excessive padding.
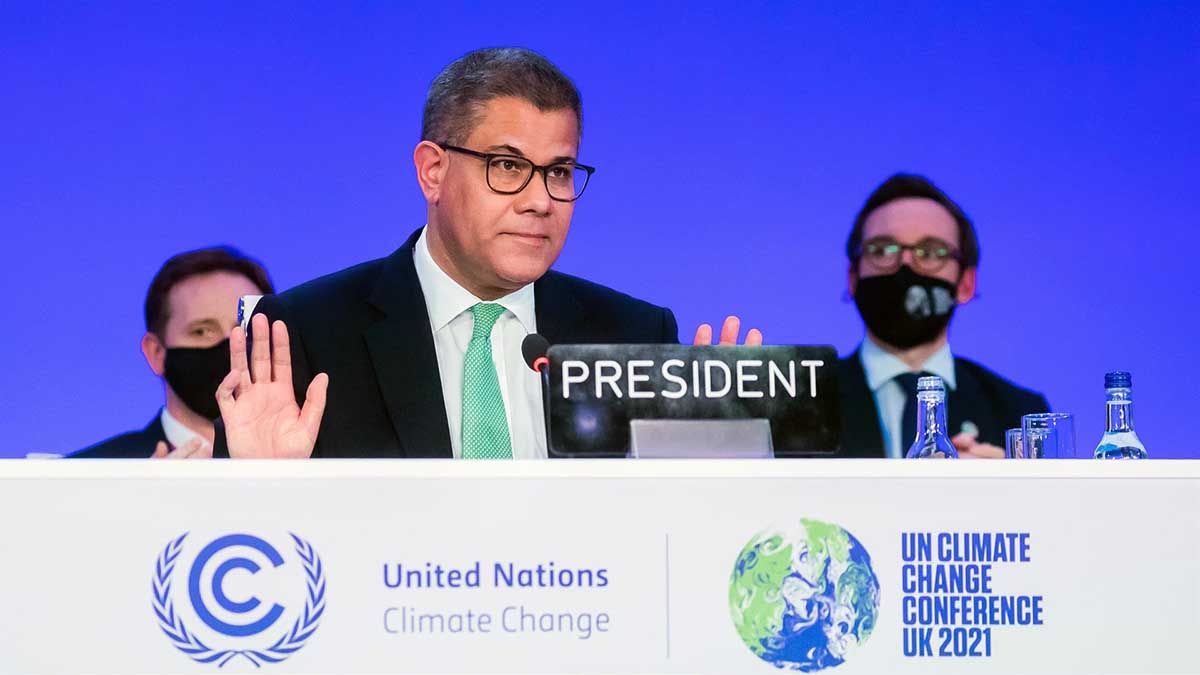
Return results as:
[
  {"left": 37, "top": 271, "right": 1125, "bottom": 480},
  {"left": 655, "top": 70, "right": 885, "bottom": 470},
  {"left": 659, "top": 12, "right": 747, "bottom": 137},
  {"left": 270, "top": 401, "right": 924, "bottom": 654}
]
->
[
  {"left": 219, "top": 229, "right": 679, "bottom": 458},
  {"left": 71, "top": 414, "right": 166, "bottom": 458},
  {"left": 837, "top": 349, "right": 1050, "bottom": 457}
]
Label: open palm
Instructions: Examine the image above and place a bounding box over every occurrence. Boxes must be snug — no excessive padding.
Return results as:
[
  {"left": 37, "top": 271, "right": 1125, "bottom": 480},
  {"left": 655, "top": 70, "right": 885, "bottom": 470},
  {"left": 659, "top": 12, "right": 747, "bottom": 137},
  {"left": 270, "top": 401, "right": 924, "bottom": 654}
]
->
[{"left": 216, "top": 314, "right": 328, "bottom": 459}]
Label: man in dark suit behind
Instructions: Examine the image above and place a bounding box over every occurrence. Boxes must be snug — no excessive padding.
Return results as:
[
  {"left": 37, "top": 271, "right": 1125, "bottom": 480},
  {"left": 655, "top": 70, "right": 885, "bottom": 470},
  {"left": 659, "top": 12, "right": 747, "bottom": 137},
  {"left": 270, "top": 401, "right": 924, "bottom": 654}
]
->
[
  {"left": 214, "top": 48, "right": 759, "bottom": 459},
  {"left": 837, "top": 174, "right": 1049, "bottom": 458},
  {"left": 72, "top": 247, "right": 273, "bottom": 458}
]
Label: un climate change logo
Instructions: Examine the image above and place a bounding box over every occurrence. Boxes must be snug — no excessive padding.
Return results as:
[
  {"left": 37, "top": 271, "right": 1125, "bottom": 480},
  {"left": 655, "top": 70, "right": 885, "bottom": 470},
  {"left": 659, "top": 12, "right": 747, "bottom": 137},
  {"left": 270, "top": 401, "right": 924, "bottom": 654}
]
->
[
  {"left": 152, "top": 533, "right": 326, "bottom": 668},
  {"left": 730, "top": 519, "right": 880, "bottom": 672}
]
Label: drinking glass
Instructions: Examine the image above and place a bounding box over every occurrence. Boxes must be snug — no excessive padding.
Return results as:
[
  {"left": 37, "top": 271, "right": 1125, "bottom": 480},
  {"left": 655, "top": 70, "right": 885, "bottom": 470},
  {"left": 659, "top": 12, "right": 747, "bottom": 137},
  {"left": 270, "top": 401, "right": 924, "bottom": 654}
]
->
[
  {"left": 1004, "top": 428, "right": 1025, "bottom": 459},
  {"left": 1021, "top": 413, "right": 1076, "bottom": 459}
]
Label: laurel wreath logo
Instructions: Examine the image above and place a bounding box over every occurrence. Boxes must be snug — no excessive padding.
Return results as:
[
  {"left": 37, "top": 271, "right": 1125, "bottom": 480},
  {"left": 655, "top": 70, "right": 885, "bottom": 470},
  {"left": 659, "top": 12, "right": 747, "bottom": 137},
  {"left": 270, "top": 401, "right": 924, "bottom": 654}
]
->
[{"left": 152, "top": 533, "right": 326, "bottom": 668}]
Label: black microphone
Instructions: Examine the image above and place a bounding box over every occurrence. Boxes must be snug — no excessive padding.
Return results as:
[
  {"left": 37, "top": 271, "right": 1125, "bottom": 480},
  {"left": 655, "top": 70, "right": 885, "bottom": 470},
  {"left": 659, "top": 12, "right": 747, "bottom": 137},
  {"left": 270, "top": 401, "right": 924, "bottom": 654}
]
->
[
  {"left": 521, "top": 333, "right": 553, "bottom": 455},
  {"left": 521, "top": 333, "right": 551, "bottom": 374}
]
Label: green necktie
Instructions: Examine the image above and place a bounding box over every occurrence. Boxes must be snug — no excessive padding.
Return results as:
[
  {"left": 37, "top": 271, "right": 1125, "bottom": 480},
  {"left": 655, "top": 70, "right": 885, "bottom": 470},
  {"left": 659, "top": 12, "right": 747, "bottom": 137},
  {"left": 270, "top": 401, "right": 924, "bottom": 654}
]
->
[{"left": 460, "top": 302, "right": 513, "bottom": 459}]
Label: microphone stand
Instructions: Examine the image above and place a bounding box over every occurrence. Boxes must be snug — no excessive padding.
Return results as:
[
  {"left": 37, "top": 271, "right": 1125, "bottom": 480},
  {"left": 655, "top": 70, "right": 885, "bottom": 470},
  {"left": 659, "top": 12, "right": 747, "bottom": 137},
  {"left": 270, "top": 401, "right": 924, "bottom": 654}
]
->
[{"left": 534, "top": 356, "right": 553, "bottom": 457}]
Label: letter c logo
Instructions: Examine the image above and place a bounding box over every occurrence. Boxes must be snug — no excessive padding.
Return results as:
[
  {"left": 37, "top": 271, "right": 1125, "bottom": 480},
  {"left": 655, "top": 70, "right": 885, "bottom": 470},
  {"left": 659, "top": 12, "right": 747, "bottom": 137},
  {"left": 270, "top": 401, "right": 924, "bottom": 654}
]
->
[{"left": 187, "top": 534, "right": 286, "bottom": 637}]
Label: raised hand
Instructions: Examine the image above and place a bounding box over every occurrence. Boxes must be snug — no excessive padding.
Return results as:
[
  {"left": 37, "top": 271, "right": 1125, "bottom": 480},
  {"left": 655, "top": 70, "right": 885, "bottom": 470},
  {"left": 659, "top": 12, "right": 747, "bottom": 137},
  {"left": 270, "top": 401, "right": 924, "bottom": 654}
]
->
[
  {"left": 692, "top": 315, "right": 764, "bottom": 346},
  {"left": 216, "top": 313, "right": 329, "bottom": 459},
  {"left": 152, "top": 437, "right": 213, "bottom": 460}
]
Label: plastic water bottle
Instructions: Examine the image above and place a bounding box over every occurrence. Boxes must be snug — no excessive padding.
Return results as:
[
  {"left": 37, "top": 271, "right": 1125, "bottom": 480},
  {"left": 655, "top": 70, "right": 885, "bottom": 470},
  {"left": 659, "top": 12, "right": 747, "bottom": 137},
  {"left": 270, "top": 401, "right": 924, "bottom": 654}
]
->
[
  {"left": 905, "top": 376, "right": 959, "bottom": 459},
  {"left": 1094, "top": 371, "right": 1147, "bottom": 459}
]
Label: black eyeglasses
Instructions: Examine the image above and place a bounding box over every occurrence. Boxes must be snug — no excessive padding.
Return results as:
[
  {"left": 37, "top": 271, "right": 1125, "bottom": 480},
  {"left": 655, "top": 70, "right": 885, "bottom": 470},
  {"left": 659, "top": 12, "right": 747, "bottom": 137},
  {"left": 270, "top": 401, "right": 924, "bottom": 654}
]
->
[
  {"left": 439, "top": 144, "right": 595, "bottom": 202},
  {"left": 855, "top": 236, "right": 962, "bottom": 274}
]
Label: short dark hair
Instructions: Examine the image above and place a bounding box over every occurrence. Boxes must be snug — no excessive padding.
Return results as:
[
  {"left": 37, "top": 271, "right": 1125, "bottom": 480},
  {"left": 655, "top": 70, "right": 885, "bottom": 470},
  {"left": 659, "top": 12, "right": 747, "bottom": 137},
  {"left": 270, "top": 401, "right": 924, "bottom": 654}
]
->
[
  {"left": 144, "top": 246, "right": 273, "bottom": 336},
  {"left": 421, "top": 47, "right": 583, "bottom": 146},
  {"left": 846, "top": 173, "right": 981, "bottom": 270}
]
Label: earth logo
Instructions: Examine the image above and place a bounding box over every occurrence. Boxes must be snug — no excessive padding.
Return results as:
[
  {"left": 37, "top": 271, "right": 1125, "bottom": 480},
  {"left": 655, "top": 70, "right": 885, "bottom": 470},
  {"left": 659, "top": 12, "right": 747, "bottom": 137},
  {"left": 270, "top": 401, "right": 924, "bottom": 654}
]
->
[{"left": 729, "top": 519, "right": 880, "bottom": 671}]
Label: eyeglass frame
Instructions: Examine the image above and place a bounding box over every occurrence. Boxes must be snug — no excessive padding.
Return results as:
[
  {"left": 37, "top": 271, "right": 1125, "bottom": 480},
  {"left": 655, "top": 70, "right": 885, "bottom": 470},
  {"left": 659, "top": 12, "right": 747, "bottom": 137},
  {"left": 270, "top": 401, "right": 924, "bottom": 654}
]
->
[
  {"left": 853, "top": 235, "right": 964, "bottom": 274},
  {"left": 437, "top": 143, "right": 596, "bottom": 202}
]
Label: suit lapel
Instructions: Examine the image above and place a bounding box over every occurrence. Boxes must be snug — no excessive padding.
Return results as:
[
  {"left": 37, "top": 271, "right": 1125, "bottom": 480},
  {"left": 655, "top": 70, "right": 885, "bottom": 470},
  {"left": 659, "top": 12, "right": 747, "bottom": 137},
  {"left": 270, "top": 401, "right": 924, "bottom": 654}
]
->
[
  {"left": 948, "top": 358, "right": 1002, "bottom": 446},
  {"left": 363, "top": 231, "right": 453, "bottom": 458},
  {"left": 837, "top": 351, "right": 886, "bottom": 457},
  {"left": 534, "top": 273, "right": 585, "bottom": 345}
]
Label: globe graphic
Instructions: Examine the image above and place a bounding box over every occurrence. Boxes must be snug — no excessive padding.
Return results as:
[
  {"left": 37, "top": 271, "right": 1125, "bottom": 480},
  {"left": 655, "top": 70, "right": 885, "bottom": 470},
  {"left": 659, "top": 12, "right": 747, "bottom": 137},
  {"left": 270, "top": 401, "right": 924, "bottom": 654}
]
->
[{"left": 729, "top": 519, "right": 880, "bottom": 671}]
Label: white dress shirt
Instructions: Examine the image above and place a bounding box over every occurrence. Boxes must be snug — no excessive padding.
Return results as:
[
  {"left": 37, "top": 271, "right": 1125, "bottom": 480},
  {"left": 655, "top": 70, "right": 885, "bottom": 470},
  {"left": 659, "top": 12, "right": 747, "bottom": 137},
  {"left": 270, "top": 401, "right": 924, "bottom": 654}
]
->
[
  {"left": 160, "top": 406, "right": 206, "bottom": 451},
  {"left": 412, "top": 227, "right": 547, "bottom": 459},
  {"left": 859, "top": 337, "right": 957, "bottom": 458}
]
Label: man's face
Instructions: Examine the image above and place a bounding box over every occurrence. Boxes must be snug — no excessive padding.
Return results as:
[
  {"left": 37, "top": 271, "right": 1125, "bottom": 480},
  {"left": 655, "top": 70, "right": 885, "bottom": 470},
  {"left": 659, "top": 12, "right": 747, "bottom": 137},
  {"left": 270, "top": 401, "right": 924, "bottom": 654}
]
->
[
  {"left": 848, "top": 196, "right": 976, "bottom": 349},
  {"left": 428, "top": 96, "right": 579, "bottom": 297},
  {"left": 856, "top": 197, "right": 963, "bottom": 285},
  {"left": 161, "top": 271, "right": 262, "bottom": 348}
]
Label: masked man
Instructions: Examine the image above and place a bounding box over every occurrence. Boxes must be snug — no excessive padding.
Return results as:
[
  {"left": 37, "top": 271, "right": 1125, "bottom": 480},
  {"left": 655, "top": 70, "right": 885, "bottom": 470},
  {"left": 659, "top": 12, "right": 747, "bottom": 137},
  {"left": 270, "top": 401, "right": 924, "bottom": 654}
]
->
[
  {"left": 72, "top": 247, "right": 273, "bottom": 458},
  {"left": 837, "top": 174, "right": 1049, "bottom": 458}
]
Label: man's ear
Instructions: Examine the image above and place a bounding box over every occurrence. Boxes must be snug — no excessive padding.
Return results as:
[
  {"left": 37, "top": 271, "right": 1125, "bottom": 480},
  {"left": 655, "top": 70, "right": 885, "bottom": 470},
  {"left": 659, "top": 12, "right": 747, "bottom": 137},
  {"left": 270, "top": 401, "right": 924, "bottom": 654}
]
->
[
  {"left": 956, "top": 266, "right": 978, "bottom": 305},
  {"left": 141, "top": 332, "right": 166, "bottom": 377},
  {"left": 847, "top": 261, "right": 858, "bottom": 296},
  {"left": 413, "top": 141, "right": 449, "bottom": 204}
]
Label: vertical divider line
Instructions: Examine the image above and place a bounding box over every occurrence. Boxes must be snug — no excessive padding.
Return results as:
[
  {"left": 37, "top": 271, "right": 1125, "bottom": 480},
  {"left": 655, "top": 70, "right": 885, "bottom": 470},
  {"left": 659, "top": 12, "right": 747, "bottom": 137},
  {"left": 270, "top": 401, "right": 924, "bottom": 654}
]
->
[{"left": 665, "top": 532, "right": 671, "bottom": 659}]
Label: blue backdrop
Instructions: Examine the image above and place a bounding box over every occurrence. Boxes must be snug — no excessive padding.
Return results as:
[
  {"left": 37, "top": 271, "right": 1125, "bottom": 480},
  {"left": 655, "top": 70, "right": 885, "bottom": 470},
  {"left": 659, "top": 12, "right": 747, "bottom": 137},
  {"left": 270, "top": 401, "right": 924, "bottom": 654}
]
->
[{"left": 3, "top": 2, "right": 1197, "bottom": 458}]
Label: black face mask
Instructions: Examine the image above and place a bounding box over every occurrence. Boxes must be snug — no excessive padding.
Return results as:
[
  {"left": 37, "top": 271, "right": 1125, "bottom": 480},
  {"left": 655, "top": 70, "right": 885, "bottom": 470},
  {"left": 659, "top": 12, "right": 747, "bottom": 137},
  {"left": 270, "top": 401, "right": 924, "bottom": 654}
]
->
[
  {"left": 163, "top": 339, "right": 230, "bottom": 420},
  {"left": 853, "top": 266, "right": 958, "bottom": 349}
]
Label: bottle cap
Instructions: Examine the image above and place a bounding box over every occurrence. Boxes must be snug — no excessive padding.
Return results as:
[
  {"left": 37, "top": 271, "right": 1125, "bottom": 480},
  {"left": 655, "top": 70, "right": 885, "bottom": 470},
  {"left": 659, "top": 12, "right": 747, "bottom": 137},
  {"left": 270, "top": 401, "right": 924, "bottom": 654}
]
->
[
  {"left": 917, "top": 375, "right": 945, "bottom": 393},
  {"left": 1104, "top": 371, "right": 1132, "bottom": 389}
]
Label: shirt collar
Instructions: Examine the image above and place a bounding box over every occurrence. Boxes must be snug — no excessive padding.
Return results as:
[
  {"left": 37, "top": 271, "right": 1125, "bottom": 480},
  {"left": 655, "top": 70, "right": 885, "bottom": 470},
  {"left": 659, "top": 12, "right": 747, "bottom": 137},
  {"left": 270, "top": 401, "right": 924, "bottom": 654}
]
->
[
  {"left": 412, "top": 226, "right": 536, "bottom": 333},
  {"left": 859, "top": 336, "right": 957, "bottom": 392},
  {"left": 159, "top": 407, "right": 204, "bottom": 449}
]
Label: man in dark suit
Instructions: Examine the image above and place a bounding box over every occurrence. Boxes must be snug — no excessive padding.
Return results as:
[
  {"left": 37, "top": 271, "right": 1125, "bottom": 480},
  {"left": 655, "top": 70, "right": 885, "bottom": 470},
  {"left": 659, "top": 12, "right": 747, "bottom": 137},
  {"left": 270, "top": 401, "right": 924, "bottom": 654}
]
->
[
  {"left": 72, "top": 247, "right": 274, "bottom": 458},
  {"left": 214, "top": 48, "right": 759, "bottom": 459},
  {"left": 837, "top": 174, "right": 1049, "bottom": 458}
]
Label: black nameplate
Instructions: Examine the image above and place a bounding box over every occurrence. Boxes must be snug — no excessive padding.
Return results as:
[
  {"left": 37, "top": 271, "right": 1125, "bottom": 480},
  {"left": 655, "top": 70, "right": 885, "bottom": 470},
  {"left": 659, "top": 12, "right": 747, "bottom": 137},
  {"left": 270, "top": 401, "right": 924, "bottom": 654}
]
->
[{"left": 547, "top": 345, "right": 840, "bottom": 457}]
